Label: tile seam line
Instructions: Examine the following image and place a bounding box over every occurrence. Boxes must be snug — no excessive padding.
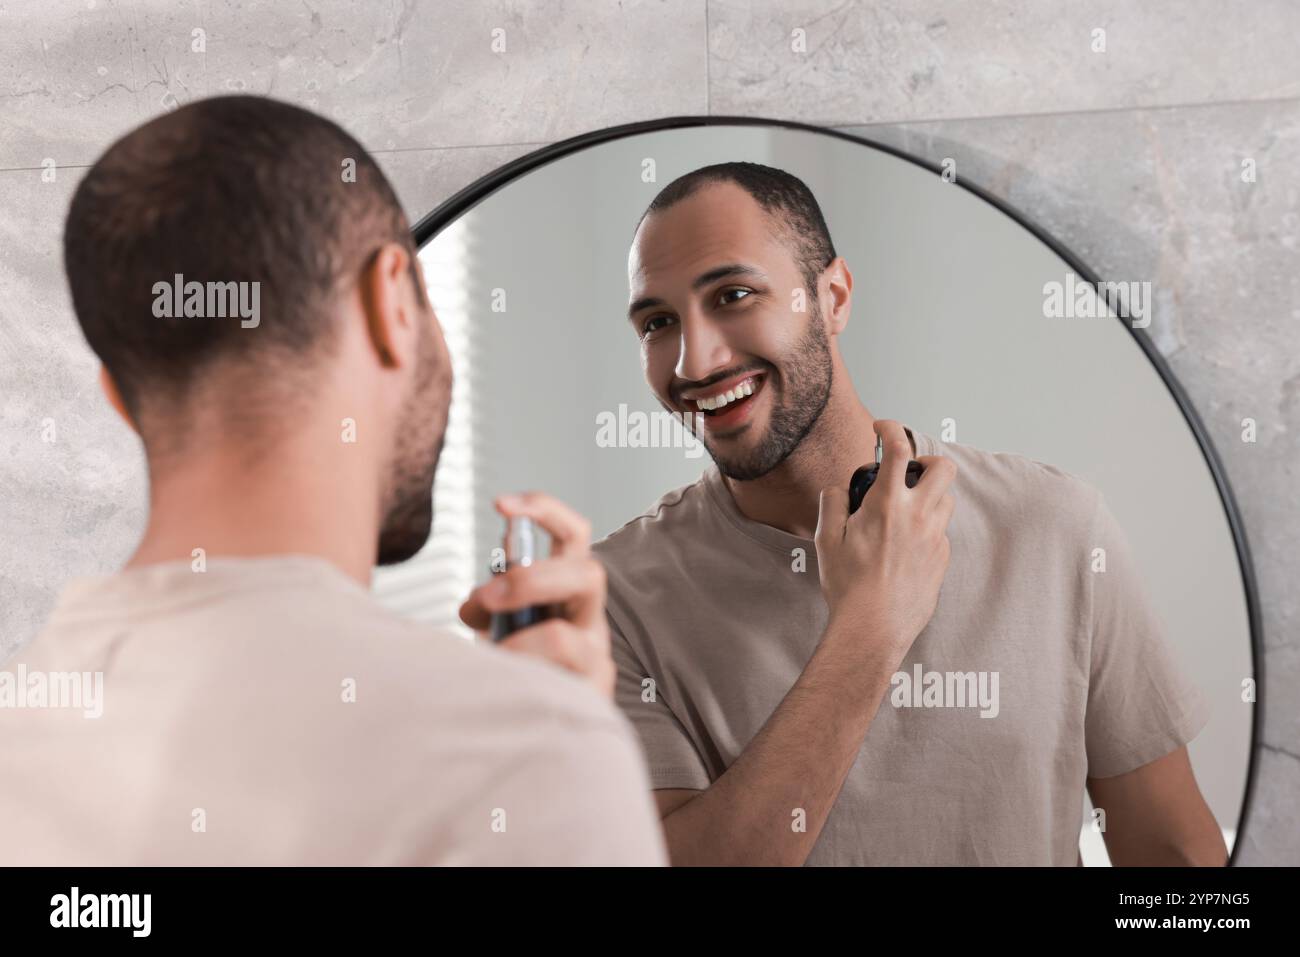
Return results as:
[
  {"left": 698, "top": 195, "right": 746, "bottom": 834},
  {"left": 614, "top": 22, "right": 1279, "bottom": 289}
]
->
[{"left": 3, "top": 92, "right": 1298, "bottom": 175}]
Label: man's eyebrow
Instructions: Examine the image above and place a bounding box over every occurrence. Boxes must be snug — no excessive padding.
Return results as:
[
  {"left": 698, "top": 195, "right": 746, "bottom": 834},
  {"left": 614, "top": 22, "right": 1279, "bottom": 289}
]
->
[
  {"left": 627, "top": 294, "right": 665, "bottom": 320},
  {"left": 692, "top": 263, "right": 766, "bottom": 290},
  {"left": 627, "top": 263, "right": 767, "bottom": 320}
]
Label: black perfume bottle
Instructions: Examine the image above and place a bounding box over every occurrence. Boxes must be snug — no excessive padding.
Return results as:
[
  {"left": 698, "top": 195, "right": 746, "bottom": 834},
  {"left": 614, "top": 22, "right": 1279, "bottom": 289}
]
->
[
  {"left": 848, "top": 433, "right": 925, "bottom": 514},
  {"left": 490, "top": 515, "right": 552, "bottom": 641}
]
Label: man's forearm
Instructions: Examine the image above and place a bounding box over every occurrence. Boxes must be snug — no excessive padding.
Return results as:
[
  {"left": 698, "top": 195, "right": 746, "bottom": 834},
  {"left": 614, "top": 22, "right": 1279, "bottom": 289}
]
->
[
  {"left": 660, "top": 614, "right": 902, "bottom": 866},
  {"left": 1087, "top": 748, "right": 1229, "bottom": 867}
]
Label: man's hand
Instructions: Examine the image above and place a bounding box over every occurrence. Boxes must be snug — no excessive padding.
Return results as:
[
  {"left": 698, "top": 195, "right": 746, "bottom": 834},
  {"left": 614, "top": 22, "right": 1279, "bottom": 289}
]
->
[
  {"left": 814, "top": 419, "right": 957, "bottom": 665},
  {"left": 459, "top": 491, "right": 616, "bottom": 699}
]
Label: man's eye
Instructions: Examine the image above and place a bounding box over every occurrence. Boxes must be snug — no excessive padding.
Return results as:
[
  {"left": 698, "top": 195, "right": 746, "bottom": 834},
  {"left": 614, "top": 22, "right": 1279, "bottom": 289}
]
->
[
  {"left": 717, "top": 287, "right": 753, "bottom": 306},
  {"left": 642, "top": 315, "right": 675, "bottom": 337}
]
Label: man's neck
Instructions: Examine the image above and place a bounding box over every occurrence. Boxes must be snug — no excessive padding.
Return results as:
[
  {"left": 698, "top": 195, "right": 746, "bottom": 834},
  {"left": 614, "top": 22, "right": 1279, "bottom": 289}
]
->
[
  {"left": 126, "top": 440, "right": 379, "bottom": 587},
  {"left": 720, "top": 392, "right": 911, "bottom": 539}
]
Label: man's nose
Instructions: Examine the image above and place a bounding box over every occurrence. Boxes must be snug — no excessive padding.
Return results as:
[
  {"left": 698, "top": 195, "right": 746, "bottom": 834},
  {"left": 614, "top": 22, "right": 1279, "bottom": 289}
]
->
[{"left": 674, "top": 312, "right": 732, "bottom": 385}]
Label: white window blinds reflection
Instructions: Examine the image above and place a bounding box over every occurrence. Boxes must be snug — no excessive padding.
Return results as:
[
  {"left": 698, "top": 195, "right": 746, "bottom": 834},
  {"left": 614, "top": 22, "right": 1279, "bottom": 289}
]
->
[{"left": 371, "top": 217, "right": 477, "bottom": 640}]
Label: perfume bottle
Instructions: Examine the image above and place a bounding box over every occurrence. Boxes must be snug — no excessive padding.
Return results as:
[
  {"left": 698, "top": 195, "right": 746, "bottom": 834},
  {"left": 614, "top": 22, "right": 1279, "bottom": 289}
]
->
[
  {"left": 490, "top": 515, "right": 552, "bottom": 642},
  {"left": 848, "top": 433, "right": 925, "bottom": 514}
]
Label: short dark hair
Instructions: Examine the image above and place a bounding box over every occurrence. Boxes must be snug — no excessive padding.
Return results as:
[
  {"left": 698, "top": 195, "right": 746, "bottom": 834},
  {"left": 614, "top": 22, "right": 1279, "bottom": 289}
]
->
[
  {"left": 638, "top": 161, "right": 837, "bottom": 293},
  {"left": 64, "top": 95, "right": 419, "bottom": 438}
]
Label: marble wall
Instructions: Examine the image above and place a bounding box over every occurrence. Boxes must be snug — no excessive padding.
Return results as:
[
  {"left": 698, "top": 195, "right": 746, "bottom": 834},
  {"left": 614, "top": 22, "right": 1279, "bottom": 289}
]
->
[{"left": 1, "top": 0, "right": 1295, "bottom": 863}]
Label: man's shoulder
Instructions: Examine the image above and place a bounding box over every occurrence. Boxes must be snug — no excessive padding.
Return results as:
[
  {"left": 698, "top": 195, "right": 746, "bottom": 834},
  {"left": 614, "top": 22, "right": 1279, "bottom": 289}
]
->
[
  {"left": 2, "top": 564, "right": 655, "bottom": 866},
  {"left": 260, "top": 571, "right": 627, "bottom": 736},
  {"left": 924, "top": 433, "right": 1101, "bottom": 536},
  {"left": 306, "top": 600, "right": 633, "bottom": 740},
  {"left": 28, "top": 562, "right": 631, "bottom": 746},
  {"left": 591, "top": 473, "right": 713, "bottom": 562}
]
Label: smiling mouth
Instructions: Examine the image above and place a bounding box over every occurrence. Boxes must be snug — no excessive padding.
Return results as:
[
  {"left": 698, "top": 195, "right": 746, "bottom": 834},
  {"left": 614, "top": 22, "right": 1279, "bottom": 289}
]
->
[{"left": 684, "top": 373, "right": 766, "bottom": 421}]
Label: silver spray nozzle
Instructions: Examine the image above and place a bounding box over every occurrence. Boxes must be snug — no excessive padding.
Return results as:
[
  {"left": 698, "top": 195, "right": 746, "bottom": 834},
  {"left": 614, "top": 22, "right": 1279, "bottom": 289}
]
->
[{"left": 504, "top": 516, "right": 539, "bottom": 567}]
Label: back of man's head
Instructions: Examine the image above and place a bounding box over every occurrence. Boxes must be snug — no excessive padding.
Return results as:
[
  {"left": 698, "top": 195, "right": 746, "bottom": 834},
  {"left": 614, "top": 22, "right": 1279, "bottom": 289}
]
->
[{"left": 64, "top": 94, "right": 421, "bottom": 461}]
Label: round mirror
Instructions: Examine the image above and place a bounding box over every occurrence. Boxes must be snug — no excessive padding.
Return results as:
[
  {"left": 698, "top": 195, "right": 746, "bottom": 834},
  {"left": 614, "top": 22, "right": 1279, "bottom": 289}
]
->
[{"left": 389, "top": 120, "right": 1257, "bottom": 866}]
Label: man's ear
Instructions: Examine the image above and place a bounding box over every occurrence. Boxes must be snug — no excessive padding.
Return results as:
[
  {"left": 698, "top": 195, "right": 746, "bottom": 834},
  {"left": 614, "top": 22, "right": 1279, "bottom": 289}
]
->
[
  {"left": 359, "top": 242, "right": 420, "bottom": 369},
  {"left": 99, "top": 366, "right": 138, "bottom": 434},
  {"left": 822, "top": 257, "right": 853, "bottom": 336}
]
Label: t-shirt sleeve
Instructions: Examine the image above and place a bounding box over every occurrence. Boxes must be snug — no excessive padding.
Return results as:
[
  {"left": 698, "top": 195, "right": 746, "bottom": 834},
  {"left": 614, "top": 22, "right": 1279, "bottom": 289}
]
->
[
  {"left": 1083, "top": 490, "right": 1212, "bottom": 779},
  {"left": 607, "top": 606, "right": 712, "bottom": 792}
]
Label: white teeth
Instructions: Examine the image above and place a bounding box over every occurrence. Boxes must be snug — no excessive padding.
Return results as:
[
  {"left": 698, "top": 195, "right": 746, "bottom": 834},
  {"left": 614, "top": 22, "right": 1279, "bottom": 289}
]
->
[{"left": 693, "top": 376, "right": 758, "bottom": 411}]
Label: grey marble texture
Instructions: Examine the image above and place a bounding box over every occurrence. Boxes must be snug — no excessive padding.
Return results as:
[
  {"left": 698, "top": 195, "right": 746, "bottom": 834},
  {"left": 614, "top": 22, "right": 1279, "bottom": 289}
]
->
[
  {"left": 709, "top": 0, "right": 1300, "bottom": 124},
  {"left": 0, "top": 0, "right": 707, "bottom": 169},
  {"left": 0, "top": 0, "right": 1295, "bottom": 863}
]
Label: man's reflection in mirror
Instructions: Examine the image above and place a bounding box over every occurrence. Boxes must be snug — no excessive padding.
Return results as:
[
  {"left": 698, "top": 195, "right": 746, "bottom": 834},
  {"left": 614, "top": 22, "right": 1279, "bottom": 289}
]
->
[{"left": 595, "top": 162, "right": 1225, "bottom": 866}]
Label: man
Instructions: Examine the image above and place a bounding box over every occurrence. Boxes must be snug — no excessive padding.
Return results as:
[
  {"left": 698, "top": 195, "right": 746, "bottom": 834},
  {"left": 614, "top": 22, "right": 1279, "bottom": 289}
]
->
[
  {"left": 595, "top": 161, "right": 1225, "bottom": 866},
  {"left": 0, "top": 96, "right": 666, "bottom": 866}
]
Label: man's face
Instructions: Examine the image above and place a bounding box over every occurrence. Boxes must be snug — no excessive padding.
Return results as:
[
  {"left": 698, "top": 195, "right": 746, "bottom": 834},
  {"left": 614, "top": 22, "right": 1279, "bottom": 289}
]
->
[
  {"left": 377, "top": 284, "right": 453, "bottom": 565},
  {"left": 627, "top": 181, "right": 834, "bottom": 481}
]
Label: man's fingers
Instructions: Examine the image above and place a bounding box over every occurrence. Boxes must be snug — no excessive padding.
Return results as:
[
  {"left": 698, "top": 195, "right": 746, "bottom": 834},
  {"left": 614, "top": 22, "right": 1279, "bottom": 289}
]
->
[
  {"left": 912, "top": 454, "right": 958, "bottom": 507},
  {"left": 495, "top": 491, "right": 592, "bottom": 557},
  {"left": 466, "top": 492, "right": 599, "bottom": 626},
  {"left": 496, "top": 620, "right": 595, "bottom": 674},
  {"left": 873, "top": 419, "right": 913, "bottom": 492},
  {"left": 458, "top": 595, "right": 491, "bottom": 631},
  {"left": 463, "top": 556, "right": 605, "bottom": 628},
  {"left": 935, "top": 492, "right": 956, "bottom": 530}
]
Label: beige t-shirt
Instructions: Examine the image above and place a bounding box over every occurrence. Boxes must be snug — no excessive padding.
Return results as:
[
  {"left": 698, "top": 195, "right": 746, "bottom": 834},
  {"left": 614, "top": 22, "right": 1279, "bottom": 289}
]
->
[
  {"left": 0, "top": 555, "right": 667, "bottom": 866},
  {"left": 593, "top": 427, "right": 1211, "bottom": 866}
]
